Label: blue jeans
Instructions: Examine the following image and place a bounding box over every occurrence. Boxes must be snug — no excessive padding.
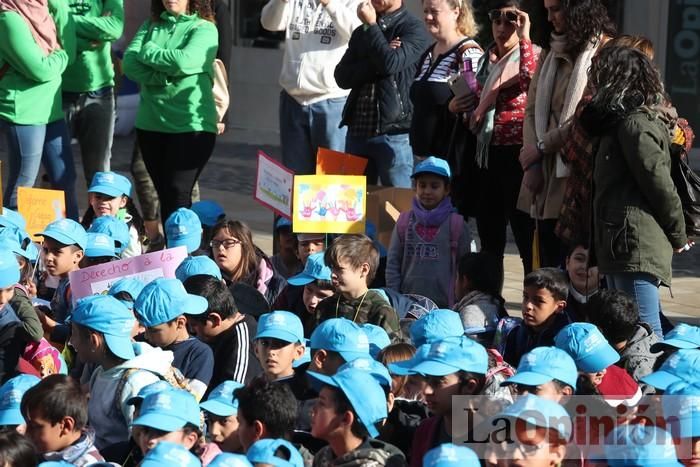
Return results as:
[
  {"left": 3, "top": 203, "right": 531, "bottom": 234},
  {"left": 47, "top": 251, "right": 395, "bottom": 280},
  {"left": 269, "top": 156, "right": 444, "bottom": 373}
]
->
[
  {"left": 345, "top": 132, "right": 413, "bottom": 188},
  {"left": 279, "top": 91, "right": 347, "bottom": 175},
  {"left": 607, "top": 272, "right": 663, "bottom": 338},
  {"left": 1, "top": 118, "right": 80, "bottom": 220}
]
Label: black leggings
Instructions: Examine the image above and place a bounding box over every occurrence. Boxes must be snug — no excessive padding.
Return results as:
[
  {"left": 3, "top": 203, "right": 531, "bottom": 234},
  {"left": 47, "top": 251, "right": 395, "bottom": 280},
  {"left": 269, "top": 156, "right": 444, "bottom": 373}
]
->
[{"left": 137, "top": 129, "right": 215, "bottom": 223}]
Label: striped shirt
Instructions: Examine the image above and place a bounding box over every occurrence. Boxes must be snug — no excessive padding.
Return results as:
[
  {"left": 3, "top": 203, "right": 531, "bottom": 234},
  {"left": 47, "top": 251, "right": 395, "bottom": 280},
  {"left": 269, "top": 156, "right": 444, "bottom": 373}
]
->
[{"left": 415, "top": 40, "right": 482, "bottom": 82}]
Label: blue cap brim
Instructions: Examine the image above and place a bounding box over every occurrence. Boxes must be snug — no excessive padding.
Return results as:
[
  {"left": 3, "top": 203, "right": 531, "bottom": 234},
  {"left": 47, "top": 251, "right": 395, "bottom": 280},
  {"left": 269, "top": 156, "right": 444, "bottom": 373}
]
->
[
  {"left": 501, "top": 371, "right": 556, "bottom": 388},
  {"left": 287, "top": 274, "right": 315, "bottom": 286},
  {"left": 411, "top": 168, "right": 449, "bottom": 178},
  {"left": 255, "top": 330, "right": 302, "bottom": 344},
  {"left": 0, "top": 268, "right": 20, "bottom": 289},
  {"left": 0, "top": 409, "right": 24, "bottom": 426},
  {"left": 183, "top": 295, "right": 209, "bottom": 316},
  {"left": 85, "top": 247, "right": 117, "bottom": 258},
  {"left": 338, "top": 350, "right": 369, "bottom": 363},
  {"left": 408, "top": 360, "right": 461, "bottom": 377},
  {"left": 132, "top": 413, "right": 189, "bottom": 432},
  {"left": 651, "top": 339, "right": 699, "bottom": 352},
  {"left": 169, "top": 237, "right": 201, "bottom": 255},
  {"left": 200, "top": 399, "right": 237, "bottom": 417},
  {"left": 38, "top": 230, "right": 85, "bottom": 250},
  {"left": 103, "top": 334, "right": 135, "bottom": 360},
  {"left": 640, "top": 371, "right": 681, "bottom": 390},
  {"left": 578, "top": 347, "right": 620, "bottom": 373},
  {"left": 88, "top": 185, "right": 125, "bottom": 198}
]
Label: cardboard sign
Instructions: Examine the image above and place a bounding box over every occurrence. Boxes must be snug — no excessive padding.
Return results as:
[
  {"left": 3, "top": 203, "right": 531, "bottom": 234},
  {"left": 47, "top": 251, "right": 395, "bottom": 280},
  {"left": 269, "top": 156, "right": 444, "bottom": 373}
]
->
[
  {"left": 365, "top": 186, "right": 414, "bottom": 249},
  {"left": 17, "top": 187, "right": 65, "bottom": 239},
  {"left": 315, "top": 147, "right": 368, "bottom": 176},
  {"left": 254, "top": 150, "right": 294, "bottom": 218},
  {"left": 293, "top": 175, "right": 366, "bottom": 234},
  {"left": 68, "top": 246, "right": 188, "bottom": 304}
]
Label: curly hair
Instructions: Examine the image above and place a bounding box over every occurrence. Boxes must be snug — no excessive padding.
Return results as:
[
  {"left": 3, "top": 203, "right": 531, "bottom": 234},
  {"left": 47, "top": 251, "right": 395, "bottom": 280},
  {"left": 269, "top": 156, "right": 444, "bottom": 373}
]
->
[
  {"left": 445, "top": 0, "right": 479, "bottom": 38},
  {"left": 560, "top": 0, "right": 616, "bottom": 55},
  {"left": 151, "top": 0, "right": 215, "bottom": 22}
]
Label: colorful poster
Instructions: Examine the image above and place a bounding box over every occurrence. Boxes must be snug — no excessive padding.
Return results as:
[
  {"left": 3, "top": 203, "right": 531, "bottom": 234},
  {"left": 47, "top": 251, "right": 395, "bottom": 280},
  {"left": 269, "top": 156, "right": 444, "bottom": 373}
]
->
[
  {"left": 293, "top": 175, "right": 366, "bottom": 234},
  {"left": 315, "top": 147, "right": 368, "bottom": 176},
  {"left": 254, "top": 150, "right": 294, "bottom": 218},
  {"left": 17, "top": 187, "right": 65, "bottom": 239},
  {"left": 68, "top": 246, "right": 188, "bottom": 304}
]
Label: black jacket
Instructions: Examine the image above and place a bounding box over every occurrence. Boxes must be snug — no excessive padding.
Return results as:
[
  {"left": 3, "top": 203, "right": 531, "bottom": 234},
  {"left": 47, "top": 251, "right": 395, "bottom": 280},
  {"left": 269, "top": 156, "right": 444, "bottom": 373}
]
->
[{"left": 335, "top": 6, "right": 431, "bottom": 135}]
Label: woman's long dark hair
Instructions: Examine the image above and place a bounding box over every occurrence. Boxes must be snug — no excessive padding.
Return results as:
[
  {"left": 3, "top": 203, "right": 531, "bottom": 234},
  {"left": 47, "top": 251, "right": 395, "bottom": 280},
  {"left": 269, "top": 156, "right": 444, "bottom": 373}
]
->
[
  {"left": 81, "top": 198, "right": 147, "bottom": 241},
  {"left": 561, "top": 0, "right": 616, "bottom": 55},
  {"left": 151, "top": 0, "right": 215, "bottom": 22}
]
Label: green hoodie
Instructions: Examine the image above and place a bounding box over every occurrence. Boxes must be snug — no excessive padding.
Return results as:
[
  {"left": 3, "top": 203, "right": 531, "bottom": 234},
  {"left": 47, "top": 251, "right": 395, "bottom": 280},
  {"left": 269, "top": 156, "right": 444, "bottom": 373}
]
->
[
  {"left": 63, "top": 0, "right": 124, "bottom": 92},
  {"left": 123, "top": 12, "right": 218, "bottom": 134},
  {"left": 0, "top": 0, "right": 75, "bottom": 125}
]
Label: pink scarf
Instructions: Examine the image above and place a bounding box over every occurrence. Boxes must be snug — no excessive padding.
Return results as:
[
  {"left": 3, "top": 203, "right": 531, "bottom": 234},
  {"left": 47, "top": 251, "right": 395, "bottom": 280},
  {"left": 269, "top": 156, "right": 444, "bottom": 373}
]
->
[{"left": 0, "top": 0, "right": 58, "bottom": 55}]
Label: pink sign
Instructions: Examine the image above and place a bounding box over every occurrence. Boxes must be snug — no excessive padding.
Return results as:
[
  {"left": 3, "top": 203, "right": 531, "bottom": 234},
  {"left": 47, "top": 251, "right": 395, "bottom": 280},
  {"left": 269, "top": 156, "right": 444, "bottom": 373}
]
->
[{"left": 69, "top": 246, "right": 188, "bottom": 304}]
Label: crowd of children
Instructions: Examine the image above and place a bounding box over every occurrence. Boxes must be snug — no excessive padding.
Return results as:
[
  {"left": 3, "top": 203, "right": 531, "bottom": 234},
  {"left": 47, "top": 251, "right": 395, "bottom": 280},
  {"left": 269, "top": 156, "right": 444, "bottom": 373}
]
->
[{"left": 0, "top": 166, "right": 697, "bottom": 467}]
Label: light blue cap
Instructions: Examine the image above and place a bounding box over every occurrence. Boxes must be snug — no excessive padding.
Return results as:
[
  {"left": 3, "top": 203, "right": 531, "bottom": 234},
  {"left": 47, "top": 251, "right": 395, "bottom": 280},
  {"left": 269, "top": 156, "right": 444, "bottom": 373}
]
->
[
  {"left": 287, "top": 252, "right": 331, "bottom": 286},
  {"left": 133, "top": 388, "right": 201, "bottom": 431},
  {"left": 0, "top": 227, "right": 30, "bottom": 257},
  {"left": 126, "top": 380, "right": 173, "bottom": 406},
  {"left": 39, "top": 219, "right": 88, "bottom": 250},
  {"left": 0, "top": 250, "right": 20, "bottom": 289},
  {"left": 88, "top": 216, "right": 130, "bottom": 255},
  {"left": 71, "top": 295, "right": 136, "bottom": 360},
  {"left": 0, "top": 208, "right": 26, "bottom": 231},
  {"left": 275, "top": 217, "right": 292, "bottom": 230},
  {"left": 604, "top": 424, "right": 682, "bottom": 467},
  {"left": 642, "top": 349, "right": 700, "bottom": 391},
  {"left": 0, "top": 374, "right": 41, "bottom": 425},
  {"left": 247, "top": 438, "right": 304, "bottom": 467},
  {"left": 388, "top": 344, "right": 431, "bottom": 375},
  {"left": 361, "top": 323, "right": 390, "bottom": 359},
  {"left": 191, "top": 200, "right": 225, "bottom": 227},
  {"left": 307, "top": 368, "right": 388, "bottom": 438},
  {"left": 38, "top": 462, "right": 73, "bottom": 467},
  {"left": 389, "top": 336, "right": 488, "bottom": 377},
  {"left": 651, "top": 323, "right": 700, "bottom": 352},
  {"left": 338, "top": 356, "right": 392, "bottom": 388},
  {"left": 256, "top": 310, "right": 304, "bottom": 344},
  {"left": 165, "top": 208, "right": 203, "bottom": 254},
  {"left": 502, "top": 346, "right": 579, "bottom": 389},
  {"left": 412, "top": 156, "right": 451, "bottom": 179},
  {"left": 85, "top": 232, "right": 117, "bottom": 258},
  {"left": 209, "top": 453, "right": 252, "bottom": 467},
  {"left": 310, "top": 318, "right": 370, "bottom": 362},
  {"left": 135, "top": 278, "right": 209, "bottom": 327},
  {"left": 410, "top": 309, "right": 464, "bottom": 348},
  {"left": 554, "top": 323, "right": 620, "bottom": 373},
  {"left": 140, "top": 441, "right": 201, "bottom": 467},
  {"left": 423, "top": 444, "right": 480, "bottom": 467},
  {"left": 108, "top": 277, "right": 146, "bottom": 303},
  {"left": 496, "top": 394, "right": 572, "bottom": 440},
  {"left": 664, "top": 381, "right": 700, "bottom": 439},
  {"left": 175, "top": 255, "right": 223, "bottom": 282},
  {"left": 200, "top": 380, "right": 244, "bottom": 417},
  {"left": 293, "top": 340, "right": 311, "bottom": 368},
  {"left": 88, "top": 171, "right": 132, "bottom": 198}
]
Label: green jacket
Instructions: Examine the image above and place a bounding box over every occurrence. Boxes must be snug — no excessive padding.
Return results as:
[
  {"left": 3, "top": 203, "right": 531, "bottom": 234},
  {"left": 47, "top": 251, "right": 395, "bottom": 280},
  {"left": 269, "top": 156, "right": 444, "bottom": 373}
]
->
[
  {"left": 0, "top": 0, "right": 75, "bottom": 124},
  {"left": 122, "top": 12, "right": 218, "bottom": 134},
  {"left": 593, "top": 109, "right": 687, "bottom": 285},
  {"left": 63, "top": 0, "right": 123, "bottom": 92}
]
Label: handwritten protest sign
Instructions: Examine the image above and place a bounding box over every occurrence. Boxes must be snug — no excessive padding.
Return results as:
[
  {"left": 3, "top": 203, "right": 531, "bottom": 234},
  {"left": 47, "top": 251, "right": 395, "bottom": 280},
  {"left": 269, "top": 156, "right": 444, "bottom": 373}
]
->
[
  {"left": 316, "top": 148, "right": 368, "bottom": 176},
  {"left": 68, "top": 246, "right": 188, "bottom": 304},
  {"left": 17, "top": 187, "right": 65, "bottom": 239},
  {"left": 293, "top": 175, "right": 366, "bottom": 234},
  {"left": 254, "top": 150, "right": 294, "bottom": 218}
]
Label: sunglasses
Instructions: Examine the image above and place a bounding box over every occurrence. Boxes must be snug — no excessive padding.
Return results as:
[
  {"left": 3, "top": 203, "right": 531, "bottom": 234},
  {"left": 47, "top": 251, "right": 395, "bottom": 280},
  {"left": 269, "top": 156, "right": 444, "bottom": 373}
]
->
[{"left": 488, "top": 9, "right": 518, "bottom": 23}]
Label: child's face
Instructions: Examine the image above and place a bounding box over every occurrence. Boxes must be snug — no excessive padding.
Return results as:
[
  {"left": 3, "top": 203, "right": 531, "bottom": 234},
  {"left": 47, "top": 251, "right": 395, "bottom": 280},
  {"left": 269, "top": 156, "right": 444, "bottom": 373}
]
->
[
  {"left": 311, "top": 387, "right": 344, "bottom": 440},
  {"left": 0, "top": 286, "right": 14, "bottom": 308},
  {"left": 415, "top": 174, "right": 449, "bottom": 210},
  {"left": 303, "top": 283, "right": 334, "bottom": 315},
  {"left": 144, "top": 320, "right": 181, "bottom": 348},
  {"left": 207, "top": 413, "right": 241, "bottom": 452},
  {"left": 25, "top": 409, "right": 69, "bottom": 453},
  {"left": 69, "top": 324, "right": 97, "bottom": 363},
  {"left": 330, "top": 258, "right": 368, "bottom": 295},
  {"left": 581, "top": 369, "right": 606, "bottom": 387},
  {"left": 565, "top": 246, "right": 600, "bottom": 294},
  {"left": 254, "top": 338, "right": 304, "bottom": 380},
  {"left": 297, "top": 238, "right": 325, "bottom": 265},
  {"left": 89, "top": 192, "right": 127, "bottom": 217},
  {"left": 521, "top": 286, "right": 566, "bottom": 330},
  {"left": 211, "top": 230, "right": 243, "bottom": 276},
  {"left": 137, "top": 426, "right": 197, "bottom": 455},
  {"left": 188, "top": 316, "right": 218, "bottom": 343},
  {"left": 676, "top": 436, "right": 700, "bottom": 467},
  {"left": 403, "top": 375, "right": 428, "bottom": 402},
  {"left": 514, "top": 381, "right": 569, "bottom": 404},
  {"left": 493, "top": 424, "right": 565, "bottom": 467},
  {"left": 41, "top": 238, "right": 83, "bottom": 277},
  {"left": 422, "top": 373, "right": 463, "bottom": 417},
  {"left": 236, "top": 413, "right": 257, "bottom": 451}
]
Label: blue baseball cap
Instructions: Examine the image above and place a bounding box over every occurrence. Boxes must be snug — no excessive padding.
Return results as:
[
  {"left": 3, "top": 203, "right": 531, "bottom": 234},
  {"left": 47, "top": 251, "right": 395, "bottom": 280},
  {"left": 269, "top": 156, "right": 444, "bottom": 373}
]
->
[
  {"left": 135, "top": 278, "right": 209, "bottom": 327},
  {"left": 495, "top": 394, "right": 572, "bottom": 440},
  {"left": 338, "top": 356, "right": 392, "bottom": 388},
  {"left": 209, "top": 453, "right": 252, "bottom": 467},
  {"left": 39, "top": 219, "right": 88, "bottom": 250},
  {"left": 126, "top": 380, "right": 173, "bottom": 406},
  {"left": 307, "top": 368, "right": 388, "bottom": 438},
  {"left": 88, "top": 216, "right": 130, "bottom": 255},
  {"left": 0, "top": 374, "right": 41, "bottom": 425},
  {"left": 287, "top": 252, "right": 331, "bottom": 286},
  {"left": 389, "top": 343, "right": 431, "bottom": 375},
  {"left": 165, "top": 208, "right": 203, "bottom": 254},
  {"left": 133, "top": 388, "right": 201, "bottom": 432},
  {"left": 71, "top": 295, "right": 136, "bottom": 360},
  {"left": 0, "top": 250, "right": 20, "bottom": 289},
  {"left": 255, "top": 311, "right": 304, "bottom": 344},
  {"left": 88, "top": 171, "right": 132, "bottom": 198},
  {"left": 389, "top": 336, "right": 488, "bottom": 377},
  {"left": 85, "top": 232, "right": 117, "bottom": 258},
  {"left": 191, "top": 200, "right": 225, "bottom": 227},
  {"left": 141, "top": 441, "right": 201, "bottom": 467},
  {"left": 275, "top": 217, "right": 292, "bottom": 230},
  {"left": 108, "top": 277, "right": 146, "bottom": 303},
  {"left": 641, "top": 349, "right": 700, "bottom": 391},
  {"left": 651, "top": 323, "right": 700, "bottom": 352},
  {"left": 554, "top": 323, "right": 620, "bottom": 373},
  {"left": 502, "top": 347, "right": 579, "bottom": 389},
  {"left": 200, "top": 380, "right": 243, "bottom": 417},
  {"left": 604, "top": 425, "right": 682, "bottom": 467},
  {"left": 411, "top": 156, "right": 451, "bottom": 179},
  {"left": 175, "top": 255, "right": 223, "bottom": 282},
  {"left": 247, "top": 438, "right": 304, "bottom": 467},
  {"left": 310, "top": 318, "right": 370, "bottom": 362},
  {"left": 664, "top": 381, "right": 700, "bottom": 439},
  {"left": 0, "top": 208, "right": 26, "bottom": 231},
  {"left": 423, "top": 444, "right": 480, "bottom": 467},
  {"left": 410, "top": 309, "right": 464, "bottom": 347},
  {"left": 361, "top": 324, "right": 390, "bottom": 359}
]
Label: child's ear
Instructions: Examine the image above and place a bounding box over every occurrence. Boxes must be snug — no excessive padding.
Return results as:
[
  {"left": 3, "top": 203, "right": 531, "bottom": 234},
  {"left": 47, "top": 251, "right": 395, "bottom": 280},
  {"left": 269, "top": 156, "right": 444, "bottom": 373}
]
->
[
  {"left": 89, "top": 331, "right": 101, "bottom": 353},
  {"left": 341, "top": 410, "right": 355, "bottom": 430},
  {"left": 74, "top": 250, "right": 85, "bottom": 264},
  {"left": 176, "top": 316, "right": 188, "bottom": 330},
  {"left": 119, "top": 196, "right": 128, "bottom": 209},
  {"left": 386, "top": 392, "right": 395, "bottom": 414},
  {"left": 294, "top": 343, "right": 305, "bottom": 360},
  {"left": 359, "top": 262, "right": 370, "bottom": 279},
  {"left": 182, "top": 430, "right": 199, "bottom": 450},
  {"left": 60, "top": 416, "right": 76, "bottom": 435},
  {"left": 253, "top": 420, "right": 265, "bottom": 441},
  {"left": 556, "top": 299, "right": 567, "bottom": 311},
  {"left": 549, "top": 443, "right": 566, "bottom": 465},
  {"left": 311, "top": 349, "right": 327, "bottom": 371},
  {"left": 209, "top": 313, "right": 223, "bottom": 328}
]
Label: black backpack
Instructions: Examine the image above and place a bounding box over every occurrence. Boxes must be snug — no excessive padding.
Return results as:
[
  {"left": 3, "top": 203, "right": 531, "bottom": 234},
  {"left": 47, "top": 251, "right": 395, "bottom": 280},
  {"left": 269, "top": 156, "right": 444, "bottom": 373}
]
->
[{"left": 670, "top": 118, "right": 700, "bottom": 237}]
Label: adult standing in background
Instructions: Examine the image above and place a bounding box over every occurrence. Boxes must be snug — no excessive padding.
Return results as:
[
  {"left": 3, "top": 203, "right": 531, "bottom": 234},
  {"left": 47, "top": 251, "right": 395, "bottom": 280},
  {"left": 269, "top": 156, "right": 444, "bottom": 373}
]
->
[
  {"left": 261, "top": 0, "right": 361, "bottom": 175},
  {"left": 63, "top": 0, "right": 123, "bottom": 186}
]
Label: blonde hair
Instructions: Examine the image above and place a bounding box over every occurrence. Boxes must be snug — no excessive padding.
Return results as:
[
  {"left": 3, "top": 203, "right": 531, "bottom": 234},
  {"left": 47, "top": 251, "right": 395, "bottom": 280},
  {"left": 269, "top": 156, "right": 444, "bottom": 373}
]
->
[{"left": 447, "top": 0, "right": 479, "bottom": 38}]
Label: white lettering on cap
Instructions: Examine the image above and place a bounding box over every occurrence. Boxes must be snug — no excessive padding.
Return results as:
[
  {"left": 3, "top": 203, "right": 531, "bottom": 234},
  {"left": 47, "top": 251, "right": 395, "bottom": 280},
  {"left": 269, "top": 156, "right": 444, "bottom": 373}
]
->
[
  {"left": 582, "top": 332, "right": 604, "bottom": 354},
  {"left": 430, "top": 342, "right": 449, "bottom": 358},
  {"left": 269, "top": 313, "right": 287, "bottom": 326},
  {"left": 100, "top": 173, "right": 115, "bottom": 183},
  {"left": 356, "top": 332, "right": 369, "bottom": 350},
  {"left": 152, "top": 393, "right": 173, "bottom": 411},
  {"left": 349, "top": 358, "right": 371, "bottom": 370}
]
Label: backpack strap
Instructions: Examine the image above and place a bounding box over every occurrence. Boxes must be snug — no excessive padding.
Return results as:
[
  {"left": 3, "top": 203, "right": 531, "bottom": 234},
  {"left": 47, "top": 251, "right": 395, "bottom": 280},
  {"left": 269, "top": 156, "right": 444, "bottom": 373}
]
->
[
  {"left": 447, "top": 213, "right": 464, "bottom": 306},
  {"left": 114, "top": 368, "right": 141, "bottom": 418}
]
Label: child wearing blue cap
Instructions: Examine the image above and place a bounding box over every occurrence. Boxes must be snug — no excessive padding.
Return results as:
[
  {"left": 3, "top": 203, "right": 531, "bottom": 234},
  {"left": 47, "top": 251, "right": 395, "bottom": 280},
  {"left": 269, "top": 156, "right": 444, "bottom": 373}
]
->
[
  {"left": 501, "top": 347, "right": 577, "bottom": 403},
  {"left": 88, "top": 215, "right": 133, "bottom": 258},
  {"left": 270, "top": 217, "right": 302, "bottom": 280},
  {"left": 247, "top": 438, "right": 304, "bottom": 467},
  {"left": 309, "top": 318, "right": 371, "bottom": 376},
  {"left": 254, "top": 311, "right": 306, "bottom": 385},
  {"left": 81, "top": 232, "right": 119, "bottom": 268},
  {"left": 200, "top": 381, "right": 244, "bottom": 453},
  {"left": 139, "top": 440, "right": 202, "bottom": 467},
  {"left": 386, "top": 156, "right": 471, "bottom": 309},
  {"left": 663, "top": 381, "right": 700, "bottom": 467},
  {"left": 0, "top": 374, "right": 40, "bottom": 433}
]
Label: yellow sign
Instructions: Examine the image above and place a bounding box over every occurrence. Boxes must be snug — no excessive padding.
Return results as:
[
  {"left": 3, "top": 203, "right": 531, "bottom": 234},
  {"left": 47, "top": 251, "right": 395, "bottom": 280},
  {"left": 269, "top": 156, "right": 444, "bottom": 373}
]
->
[
  {"left": 17, "top": 187, "right": 66, "bottom": 239},
  {"left": 293, "top": 175, "right": 366, "bottom": 234}
]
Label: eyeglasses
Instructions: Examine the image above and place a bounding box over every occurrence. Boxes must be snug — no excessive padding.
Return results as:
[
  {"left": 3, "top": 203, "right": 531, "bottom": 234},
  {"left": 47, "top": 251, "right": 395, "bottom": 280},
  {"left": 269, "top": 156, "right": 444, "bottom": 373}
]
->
[
  {"left": 493, "top": 440, "right": 548, "bottom": 457},
  {"left": 209, "top": 239, "right": 242, "bottom": 250},
  {"left": 488, "top": 9, "right": 518, "bottom": 23}
]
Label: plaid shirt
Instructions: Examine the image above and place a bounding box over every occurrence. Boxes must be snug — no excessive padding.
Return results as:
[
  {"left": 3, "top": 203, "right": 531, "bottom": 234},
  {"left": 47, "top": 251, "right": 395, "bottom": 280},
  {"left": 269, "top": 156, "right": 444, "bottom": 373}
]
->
[{"left": 347, "top": 83, "right": 378, "bottom": 138}]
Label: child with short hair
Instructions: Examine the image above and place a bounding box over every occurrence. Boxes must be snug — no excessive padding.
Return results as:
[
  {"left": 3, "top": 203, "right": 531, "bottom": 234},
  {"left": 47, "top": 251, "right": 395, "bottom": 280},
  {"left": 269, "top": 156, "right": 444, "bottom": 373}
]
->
[
  {"left": 317, "top": 234, "right": 400, "bottom": 339},
  {"left": 564, "top": 244, "right": 600, "bottom": 322},
  {"left": 134, "top": 278, "right": 214, "bottom": 399},
  {"left": 386, "top": 157, "right": 471, "bottom": 308},
  {"left": 500, "top": 346, "right": 577, "bottom": 404},
  {"left": 200, "top": 380, "right": 244, "bottom": 453},
  {"left": 253, "top": 311, "right": 306, "bottom": 392},
  {"left": 0, "top": 431, "right": 37, "bottom": 467},
  {"left": 282, "top": 252, "right": 334, "bottom": 336},
  {"left": 0, "top": 374, "right": 40, "bottom": 433},
  {"left": 21, "top": 374, "right": 105, "bottom": 465},
  {"left": 650, "top": 323, "right": 700, "bottom": 373}
]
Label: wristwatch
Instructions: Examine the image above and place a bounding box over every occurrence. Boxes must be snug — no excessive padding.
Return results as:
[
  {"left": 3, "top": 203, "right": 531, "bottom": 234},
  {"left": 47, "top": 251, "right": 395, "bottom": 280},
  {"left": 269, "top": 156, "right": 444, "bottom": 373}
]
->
[{"left": 536, "top": 140, "right": 545, "bottom": 156}]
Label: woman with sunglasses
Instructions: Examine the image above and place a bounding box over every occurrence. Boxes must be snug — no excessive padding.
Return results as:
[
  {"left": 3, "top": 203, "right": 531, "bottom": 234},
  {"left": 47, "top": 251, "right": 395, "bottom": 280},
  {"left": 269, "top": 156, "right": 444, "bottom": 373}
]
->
[{"left": 466, "top": 0, "right": 539, "bottom": 282}]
